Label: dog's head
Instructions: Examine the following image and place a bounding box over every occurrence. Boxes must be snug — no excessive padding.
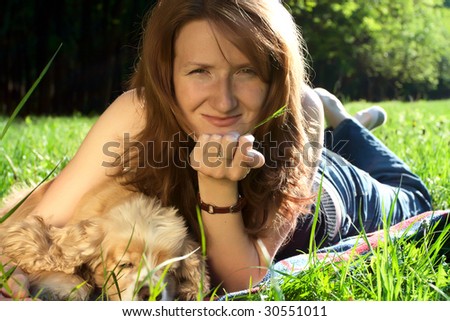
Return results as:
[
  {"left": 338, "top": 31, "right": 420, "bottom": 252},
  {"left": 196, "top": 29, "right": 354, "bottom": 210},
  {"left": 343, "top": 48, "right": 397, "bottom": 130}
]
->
[
  {"left": 65, "top": 194, "right": 207, "bottom": 301},
  {"left": 1, "top": 193, "right": 208, "bottom": 301}
]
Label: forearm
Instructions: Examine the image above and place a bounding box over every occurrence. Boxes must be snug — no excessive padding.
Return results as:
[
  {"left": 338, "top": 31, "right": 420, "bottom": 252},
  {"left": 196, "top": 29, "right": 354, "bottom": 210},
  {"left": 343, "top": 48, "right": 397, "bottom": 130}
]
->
[
  {"left": 192, "top": 133, "right": 271, "bottom": 292},
  {"left": 198, "top": 175, "right": 268, "bottom": 292},
  {"left": 201, "top": 211, "right": 268, "bottom": 292}
]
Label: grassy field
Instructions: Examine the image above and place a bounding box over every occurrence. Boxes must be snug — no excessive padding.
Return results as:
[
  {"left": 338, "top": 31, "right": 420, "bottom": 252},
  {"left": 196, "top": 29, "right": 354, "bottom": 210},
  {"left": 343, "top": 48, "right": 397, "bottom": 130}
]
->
[
  {"left": 1, "top": 99, "right": 448, "bottom": 208},
  {"left": 345, "top": 99, "right": 449, "bottom": 210},
  {"left": 0, "top": 99, "right": 449, "bottom": 300},
  {"left": 0, "top": 115, "right": 95, "bottom": 197}
]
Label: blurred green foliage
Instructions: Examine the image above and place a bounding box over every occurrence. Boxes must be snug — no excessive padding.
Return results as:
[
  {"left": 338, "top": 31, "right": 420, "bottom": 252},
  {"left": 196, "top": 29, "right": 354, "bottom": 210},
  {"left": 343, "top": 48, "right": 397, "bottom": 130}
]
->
[
  {"left": 1, "top": 0, "right": 449, "bottom": 116},
  {"left": 286, "top": 0, "right": 450, "bottom": 101}
]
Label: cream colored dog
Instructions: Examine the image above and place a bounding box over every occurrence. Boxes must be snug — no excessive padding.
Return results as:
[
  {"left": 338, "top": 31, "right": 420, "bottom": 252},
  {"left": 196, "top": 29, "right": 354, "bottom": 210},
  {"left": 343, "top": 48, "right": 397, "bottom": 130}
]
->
[{"left": 0, "top": 181, "right": 209, "bottom": 300}]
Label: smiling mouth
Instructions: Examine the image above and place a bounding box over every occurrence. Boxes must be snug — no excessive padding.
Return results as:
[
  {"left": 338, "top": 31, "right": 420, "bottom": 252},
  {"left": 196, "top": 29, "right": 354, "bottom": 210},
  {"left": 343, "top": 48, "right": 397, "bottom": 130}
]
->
[{"left": 202, "top": 114, "right": 241, "bottom": 127}]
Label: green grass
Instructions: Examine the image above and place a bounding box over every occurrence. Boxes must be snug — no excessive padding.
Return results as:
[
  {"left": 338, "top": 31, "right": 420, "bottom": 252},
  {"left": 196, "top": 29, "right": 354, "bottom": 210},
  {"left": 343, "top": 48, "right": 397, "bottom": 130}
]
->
[
  {"left": 1, "top": 99, "right": 448, "bottom": 207},
  {"left": 345, "top": 99, "right": 449, "bottom": 210},
  {"left": 245, "top": 98, "right": 450, "bottom": 301},
  {"left": 0, "top": 115, "right": 96, "bottom": 197},
  {"left": 249, "top": 232, "right": 450, "bottom": 301},
  {"left": 0, "top": 99, "right": 449, "bottom": 301}
]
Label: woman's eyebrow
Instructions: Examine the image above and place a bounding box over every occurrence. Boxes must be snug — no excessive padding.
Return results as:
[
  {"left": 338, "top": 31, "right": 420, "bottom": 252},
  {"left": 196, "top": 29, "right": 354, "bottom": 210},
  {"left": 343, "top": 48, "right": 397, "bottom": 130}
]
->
[
  {"left": 183, "top": 61, "right": 213, "bottom": 68},
  {"left": 180, "top": 60, "right": 254, "bottom": 70},
  {"left": 234, "top": 62, "right": 254, "bottom": 69}
]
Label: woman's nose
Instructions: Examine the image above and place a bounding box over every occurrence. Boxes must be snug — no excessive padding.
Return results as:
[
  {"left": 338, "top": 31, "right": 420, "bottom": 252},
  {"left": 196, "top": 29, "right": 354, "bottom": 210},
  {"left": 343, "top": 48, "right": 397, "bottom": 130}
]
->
[{"left": 211, "top": 77, "right": 238, "bottom": 113}]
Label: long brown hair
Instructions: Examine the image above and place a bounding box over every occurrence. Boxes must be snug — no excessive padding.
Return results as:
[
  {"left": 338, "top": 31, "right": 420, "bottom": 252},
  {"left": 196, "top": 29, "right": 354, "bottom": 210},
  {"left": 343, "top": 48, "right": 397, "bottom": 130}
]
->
[{"left": 121, "top": 0, "right": 314, "bottom": 240}]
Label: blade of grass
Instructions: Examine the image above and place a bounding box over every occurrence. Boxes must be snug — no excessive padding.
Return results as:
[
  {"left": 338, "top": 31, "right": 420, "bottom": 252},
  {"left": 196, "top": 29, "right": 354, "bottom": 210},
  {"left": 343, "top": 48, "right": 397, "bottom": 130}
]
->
[
  {"left": 244, "top": 104, "right": 287, "bottom": 134},
  {"left": 0, "top": 160, "right": 62, "bottom": 224},
  {"left": 2, "top": 153, "right": 19, "bottom": 180},
  {"left": 0, "top": 264, "right": 17, "bottom": 297},
  {"left": 196, "top": 205, "right": 207, "bottom": 300},
  {"left": 1, "top": 43, "right": 62, "bottom": 140},
  {"left": 308, "top": 172, "right": 324, "bottom": 260}
]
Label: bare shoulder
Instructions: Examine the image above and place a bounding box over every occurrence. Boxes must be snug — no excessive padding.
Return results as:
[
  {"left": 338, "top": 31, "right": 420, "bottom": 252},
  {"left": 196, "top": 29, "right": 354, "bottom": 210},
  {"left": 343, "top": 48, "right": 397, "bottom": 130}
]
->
[
  {"left": 31, "top": 89, "right": 148, "bottom": 226},
  {"left": 111, "top": 89, "right": 144, "bottom": 110},
  {"left": 99, "top": 89, "right": 147, "bottom": 137}
]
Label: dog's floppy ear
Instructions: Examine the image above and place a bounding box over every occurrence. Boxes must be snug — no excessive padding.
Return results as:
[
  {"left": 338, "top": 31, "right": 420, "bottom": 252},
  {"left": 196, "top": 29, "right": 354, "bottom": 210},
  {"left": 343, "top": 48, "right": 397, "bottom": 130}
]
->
[
  {"left": 0, "top": 216, "right": 59, "bottom": 273},
  {"left": 50, "top": 217, "right": 105, "bottom": 269},
  {"left": 174, "top": 237, "right": 210, "bottom": 300},
  {"left": 0, "top": 216, "right": 104, "bottom": 274}
]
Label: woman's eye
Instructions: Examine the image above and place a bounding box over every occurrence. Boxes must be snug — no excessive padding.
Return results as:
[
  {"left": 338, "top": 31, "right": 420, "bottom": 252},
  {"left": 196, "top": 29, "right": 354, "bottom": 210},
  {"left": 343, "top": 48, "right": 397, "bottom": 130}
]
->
[
  {"left": 237, "top": 68, "right": 257, "bottom": 76},
  {"left": 189, "top": 68, "right": 207, "bottom": 75}
]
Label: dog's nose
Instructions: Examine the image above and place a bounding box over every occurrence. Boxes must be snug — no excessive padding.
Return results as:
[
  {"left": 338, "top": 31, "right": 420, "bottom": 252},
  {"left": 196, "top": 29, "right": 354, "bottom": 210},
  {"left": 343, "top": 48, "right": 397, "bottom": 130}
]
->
[
  {"left": 138, "top": 285, "right": 150, "bottom": 301},
  {"left": 137, "top": 285, "right": 163, "bottom": 301}
]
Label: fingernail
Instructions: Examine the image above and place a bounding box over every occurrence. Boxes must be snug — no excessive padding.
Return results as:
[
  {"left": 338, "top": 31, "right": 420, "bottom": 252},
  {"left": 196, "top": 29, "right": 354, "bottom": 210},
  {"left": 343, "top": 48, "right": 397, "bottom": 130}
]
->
[
  {"left": 246, "top": 134, "right": 255, "bottom": 143},
  {"left": 246, "top": 150, "right": 256, "bottom": 159}
]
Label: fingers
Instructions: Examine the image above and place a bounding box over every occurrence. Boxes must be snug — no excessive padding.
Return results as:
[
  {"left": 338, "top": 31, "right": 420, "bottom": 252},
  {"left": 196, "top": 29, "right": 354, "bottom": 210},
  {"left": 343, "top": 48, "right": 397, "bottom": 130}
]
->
[
  {"left": 0, "top": 265, "right": 31, "bottom": 300},
  {"left": 190, "top": 133, "right": 264, "bottom": 181},
  {"left": 236, "top": 135, "right": 265, "bottom": 169}
]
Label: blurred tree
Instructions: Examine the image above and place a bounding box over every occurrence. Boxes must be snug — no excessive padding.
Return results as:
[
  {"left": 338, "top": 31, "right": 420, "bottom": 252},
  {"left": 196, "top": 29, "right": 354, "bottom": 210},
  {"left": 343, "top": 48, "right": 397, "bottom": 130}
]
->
[
  {"left": 286, "top": 0, "right": 450, "bottom": 101},
  {"left": 1, "top": 0, "right": 449, "bottom": 115},
  {"left": 1, "top": 0, "right": 155, "bottom": 115}
]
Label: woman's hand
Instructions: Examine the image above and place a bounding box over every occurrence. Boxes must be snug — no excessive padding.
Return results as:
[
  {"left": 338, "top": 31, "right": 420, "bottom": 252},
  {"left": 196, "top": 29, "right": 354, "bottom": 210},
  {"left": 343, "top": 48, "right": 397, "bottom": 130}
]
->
[
  {"left": 0, "top": 263, "right": 31, "bottom": 301},
  {"left": 190, "top": 132, "right": 265, "bottom": 182},
  {"left": 190, "top": 133, "right": 268, "bottom": 291}
]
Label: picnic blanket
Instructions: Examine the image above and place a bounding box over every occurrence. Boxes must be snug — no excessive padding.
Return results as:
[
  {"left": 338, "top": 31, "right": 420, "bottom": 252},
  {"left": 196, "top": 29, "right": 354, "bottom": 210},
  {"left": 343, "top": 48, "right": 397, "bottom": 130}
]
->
[{"left": 218, "top": 209, "right": 450, "bottom": 300}]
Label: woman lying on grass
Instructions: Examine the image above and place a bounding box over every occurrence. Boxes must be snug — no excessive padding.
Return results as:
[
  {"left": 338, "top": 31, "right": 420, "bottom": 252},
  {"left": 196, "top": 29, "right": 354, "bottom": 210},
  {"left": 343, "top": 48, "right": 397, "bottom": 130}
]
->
[{"left": 0, "top": 0, "right": 432, "bottom": 300}]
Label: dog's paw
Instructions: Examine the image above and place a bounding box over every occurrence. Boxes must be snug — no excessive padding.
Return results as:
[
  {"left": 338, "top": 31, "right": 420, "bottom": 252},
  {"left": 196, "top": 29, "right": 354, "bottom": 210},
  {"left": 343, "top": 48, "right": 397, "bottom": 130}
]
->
[
  {"left": 29, "top": 271, "right": 92, "bottom": 301},
  {"left": 175, "top": 238, "right": 210, "bottom": 300}
]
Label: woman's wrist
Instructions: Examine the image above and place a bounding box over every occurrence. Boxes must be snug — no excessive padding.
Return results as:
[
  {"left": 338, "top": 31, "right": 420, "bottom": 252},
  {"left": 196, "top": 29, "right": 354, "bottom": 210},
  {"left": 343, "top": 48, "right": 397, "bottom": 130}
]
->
[
  {"left": 198, "top": 193, "right": 246, "bottom": 214},
  {"left": 197, "top": 172, "right": 239, "bottom": 206}
]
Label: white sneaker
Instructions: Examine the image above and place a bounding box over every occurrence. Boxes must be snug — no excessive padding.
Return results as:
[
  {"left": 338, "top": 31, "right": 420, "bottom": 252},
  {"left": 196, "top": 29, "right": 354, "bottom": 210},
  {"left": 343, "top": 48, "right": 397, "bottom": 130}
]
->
[
  {"left": 314, "top": 87, "right": 352, "bottom": 129},
  {"left": 354, "top": 106, "right": 387, "bottom": 130}
]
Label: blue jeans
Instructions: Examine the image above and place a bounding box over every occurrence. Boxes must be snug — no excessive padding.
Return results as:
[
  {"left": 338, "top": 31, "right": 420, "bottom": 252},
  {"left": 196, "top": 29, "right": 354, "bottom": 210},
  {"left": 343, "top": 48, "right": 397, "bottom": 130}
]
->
[{"left": 276, "top": 119, "right": 432, "bottom": 259}]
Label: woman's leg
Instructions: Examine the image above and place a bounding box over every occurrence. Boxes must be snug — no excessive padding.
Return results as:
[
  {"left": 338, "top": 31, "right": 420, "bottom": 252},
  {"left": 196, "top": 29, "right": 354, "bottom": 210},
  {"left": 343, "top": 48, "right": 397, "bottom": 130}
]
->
[
  {"left": 276, "top": 88, "right": 433, "bottom": 261},
  {"left": 316, "top": 88, "right": 430, "bottom": 193},
  {"left": 315, "top": 88, "right": 432, "bottom": 233}
]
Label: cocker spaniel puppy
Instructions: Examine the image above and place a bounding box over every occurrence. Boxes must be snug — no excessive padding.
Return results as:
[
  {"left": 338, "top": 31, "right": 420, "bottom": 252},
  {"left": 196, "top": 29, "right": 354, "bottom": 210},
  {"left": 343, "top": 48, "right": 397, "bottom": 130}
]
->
[{"left": 0, "top": 182, "right": 209, "bottom": 300}]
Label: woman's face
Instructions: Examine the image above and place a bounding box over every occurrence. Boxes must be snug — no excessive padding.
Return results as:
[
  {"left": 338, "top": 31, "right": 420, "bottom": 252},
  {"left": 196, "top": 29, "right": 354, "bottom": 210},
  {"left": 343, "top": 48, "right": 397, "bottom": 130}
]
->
[{"left": 173, "top": 19, "right": 269, "bottom": 136}]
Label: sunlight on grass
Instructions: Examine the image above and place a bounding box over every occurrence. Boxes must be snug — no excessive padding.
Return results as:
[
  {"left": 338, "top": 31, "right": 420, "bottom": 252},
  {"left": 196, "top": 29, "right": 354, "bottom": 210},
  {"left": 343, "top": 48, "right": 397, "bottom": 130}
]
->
[
  {"left": 346, "top": 99, "right": 449, "bottom": 210},
  {"left": 0, "top": 115, "right": 96, "bottom": 197},
  {"left": 0, "top": 99, "right": 449, "bottom": 301},
  {"left": 244, "top": 212, "right": 450, "bottom": 301}
]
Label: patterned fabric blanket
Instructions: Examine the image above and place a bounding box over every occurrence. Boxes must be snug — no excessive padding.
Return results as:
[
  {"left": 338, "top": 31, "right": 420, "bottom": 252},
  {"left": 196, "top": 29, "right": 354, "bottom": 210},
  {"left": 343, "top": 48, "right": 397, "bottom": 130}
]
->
[{"left": 219, "top": 210, "right": 450, "bottom": 300}]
